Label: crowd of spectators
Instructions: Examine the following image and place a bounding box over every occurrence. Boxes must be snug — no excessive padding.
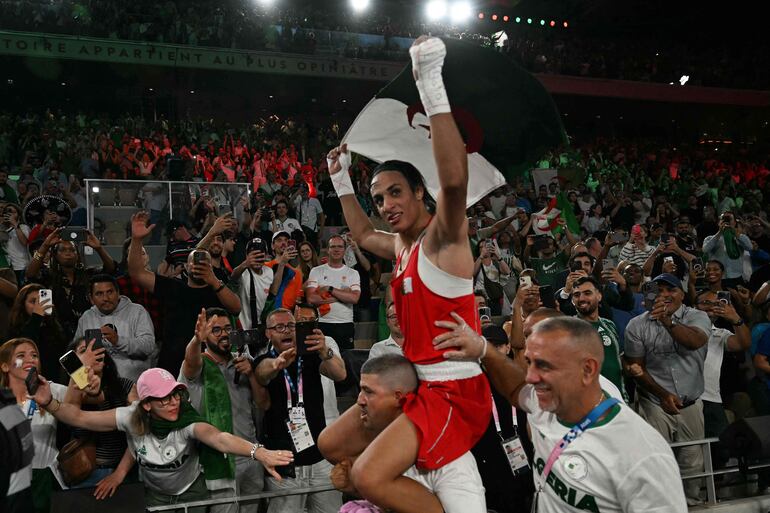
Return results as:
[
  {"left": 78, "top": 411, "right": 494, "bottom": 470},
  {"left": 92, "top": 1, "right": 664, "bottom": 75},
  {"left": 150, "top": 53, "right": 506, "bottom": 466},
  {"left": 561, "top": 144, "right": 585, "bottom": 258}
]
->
[
  {"left": 4, "top": 104, "right": 770, "bottom": 510},
  {"left": 2, "top": 0, "right": 770, "bottom": 88}
]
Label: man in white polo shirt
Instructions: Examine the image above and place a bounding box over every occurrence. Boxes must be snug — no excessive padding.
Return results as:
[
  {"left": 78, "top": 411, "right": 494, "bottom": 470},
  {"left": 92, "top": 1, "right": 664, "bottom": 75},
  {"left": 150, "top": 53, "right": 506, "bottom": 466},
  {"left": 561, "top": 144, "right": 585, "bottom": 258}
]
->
[{"left": 306, "top": 234, "right": 361, "bottom": 351}]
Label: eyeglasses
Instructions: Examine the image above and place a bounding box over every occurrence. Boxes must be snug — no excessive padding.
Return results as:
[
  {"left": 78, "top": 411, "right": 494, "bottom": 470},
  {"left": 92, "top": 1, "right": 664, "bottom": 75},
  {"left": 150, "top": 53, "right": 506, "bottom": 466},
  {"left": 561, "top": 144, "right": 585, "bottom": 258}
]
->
[
  {"left": 697, "top": 300, "right": 721, "bottom": 307},
  {"left": 267, "top": 323, "right": 296, "bottom": 333},
  {"left": 211, "top": 325, "right": 233, "bottom": 336},
  {"left": 150, "top": 390, "right": 182, "bottom": 406}
]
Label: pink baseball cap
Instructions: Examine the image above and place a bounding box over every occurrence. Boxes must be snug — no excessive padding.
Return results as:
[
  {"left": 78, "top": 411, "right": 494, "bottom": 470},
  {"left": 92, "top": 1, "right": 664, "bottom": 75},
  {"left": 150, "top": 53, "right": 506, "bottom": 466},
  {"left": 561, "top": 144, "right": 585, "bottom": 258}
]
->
[{"left": 136, "top": 368, "right": 187, "bottom": 401}]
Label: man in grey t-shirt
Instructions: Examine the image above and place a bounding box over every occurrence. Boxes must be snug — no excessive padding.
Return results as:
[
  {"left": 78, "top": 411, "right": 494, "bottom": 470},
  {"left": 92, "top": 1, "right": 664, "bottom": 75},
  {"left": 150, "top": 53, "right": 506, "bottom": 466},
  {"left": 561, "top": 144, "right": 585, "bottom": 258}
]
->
[{"left": 624, "top": 273, "right": 711, "bottom": 505}]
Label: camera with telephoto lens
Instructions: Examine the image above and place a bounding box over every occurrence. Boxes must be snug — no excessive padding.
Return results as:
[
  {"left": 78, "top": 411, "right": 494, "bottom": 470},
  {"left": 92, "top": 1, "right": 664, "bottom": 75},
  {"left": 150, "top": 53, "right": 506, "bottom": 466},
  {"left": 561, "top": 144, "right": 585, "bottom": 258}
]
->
[{"left": 229, "top": 328, "right": 265, "bottom": 350}]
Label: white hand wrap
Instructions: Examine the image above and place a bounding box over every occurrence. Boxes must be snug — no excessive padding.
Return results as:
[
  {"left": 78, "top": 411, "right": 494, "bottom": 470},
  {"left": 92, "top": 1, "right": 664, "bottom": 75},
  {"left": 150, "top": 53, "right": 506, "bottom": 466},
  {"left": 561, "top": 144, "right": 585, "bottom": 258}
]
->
[
  {"left": 478, "top": 336, "right": 488, "bottom": 363},
  {"left": 327, "top": 151, "right": 355, "bottom": 197},
  {"left": 409, "top": 38, "right": 451, "bottom": 117}
]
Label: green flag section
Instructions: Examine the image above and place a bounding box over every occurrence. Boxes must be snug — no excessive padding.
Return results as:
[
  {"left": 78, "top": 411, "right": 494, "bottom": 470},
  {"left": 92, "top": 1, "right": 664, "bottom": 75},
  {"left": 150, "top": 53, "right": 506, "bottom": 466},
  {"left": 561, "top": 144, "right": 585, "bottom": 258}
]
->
[
  {"left": 343, "top": 37, "right": 567, "bottom": 207},
  {"left": 532, "top": 192, "right": 581, "bottom": 236}
]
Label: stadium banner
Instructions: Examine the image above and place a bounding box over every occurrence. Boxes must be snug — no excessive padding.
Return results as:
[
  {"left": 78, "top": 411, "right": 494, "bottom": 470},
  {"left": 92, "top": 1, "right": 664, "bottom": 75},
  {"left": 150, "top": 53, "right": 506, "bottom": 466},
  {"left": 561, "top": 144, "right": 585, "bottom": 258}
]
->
[{"left": 0, "top": 30, "right": 403, "bottom": 81}]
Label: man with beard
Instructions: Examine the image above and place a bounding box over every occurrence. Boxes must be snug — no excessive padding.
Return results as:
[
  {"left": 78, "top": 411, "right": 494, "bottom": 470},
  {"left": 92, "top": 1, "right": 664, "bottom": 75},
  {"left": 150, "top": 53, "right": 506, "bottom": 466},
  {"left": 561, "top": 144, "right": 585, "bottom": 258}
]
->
[
  {"left": 180, "top": 307, "right": 268, "bottom": 513},
  {"left": 73, "top": 274, "right": 156, "bottom": 382},
  {"left": 197, "top": 214, "right": 238, "bottom": 282},
  {"left": 674, "top": 216, "right": 697, "bottom": 253},
  {"left": 128, "top": 211, "right": 241, "bottom": 377},
  {"left": 571, "top": 276, "right": 627, "bottom": 399}
]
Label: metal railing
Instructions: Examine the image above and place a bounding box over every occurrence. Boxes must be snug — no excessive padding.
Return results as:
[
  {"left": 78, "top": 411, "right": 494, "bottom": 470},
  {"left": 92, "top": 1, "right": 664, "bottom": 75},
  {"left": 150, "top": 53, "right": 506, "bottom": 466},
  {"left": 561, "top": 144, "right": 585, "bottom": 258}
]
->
[
  {"left": 146, "top": 484, "right": 336, "bottom": 512},
  {"left": 84, "top": 178, "right": 252, "bottom": 245},
  {"left": 673, "top": 437, "right": 770, "bottom": 506},
  {"left": 143, "top": 438, "right": 770, "bottom": 512}
]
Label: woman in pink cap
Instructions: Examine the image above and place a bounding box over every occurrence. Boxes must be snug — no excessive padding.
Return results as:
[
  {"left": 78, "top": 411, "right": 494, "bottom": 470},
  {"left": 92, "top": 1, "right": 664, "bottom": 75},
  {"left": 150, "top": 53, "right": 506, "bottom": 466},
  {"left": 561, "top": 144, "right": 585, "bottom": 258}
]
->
[{"left": 29, "top": 367, "right": 294, "bottom": 510}]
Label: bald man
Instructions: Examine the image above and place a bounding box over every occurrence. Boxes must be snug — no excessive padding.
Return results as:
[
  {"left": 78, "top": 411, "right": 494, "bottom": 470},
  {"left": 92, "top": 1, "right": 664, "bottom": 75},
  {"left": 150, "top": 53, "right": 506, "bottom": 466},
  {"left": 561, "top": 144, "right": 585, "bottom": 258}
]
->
[
  {"left": 328, "top": 354, "right": 486, "bottom": 513},
  {"left": 434, "top": 316, "right": 687, "bottom": 512}
]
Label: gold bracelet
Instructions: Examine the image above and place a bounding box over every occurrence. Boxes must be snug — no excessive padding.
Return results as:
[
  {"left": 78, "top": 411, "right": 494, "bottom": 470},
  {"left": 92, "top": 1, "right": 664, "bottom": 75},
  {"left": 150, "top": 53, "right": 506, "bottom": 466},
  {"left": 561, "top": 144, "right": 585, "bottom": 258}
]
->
[
  {"left": 33, "top": 251, "right": 44, "bottom": 262},
  {"left": 45, "top": 398, "right": 61, "bottom": 413}
]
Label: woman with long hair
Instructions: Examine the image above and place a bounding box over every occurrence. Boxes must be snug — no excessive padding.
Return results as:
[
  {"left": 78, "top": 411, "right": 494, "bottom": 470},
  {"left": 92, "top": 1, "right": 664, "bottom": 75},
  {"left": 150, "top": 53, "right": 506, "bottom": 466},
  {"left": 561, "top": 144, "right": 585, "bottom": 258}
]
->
[
  {"left": 8, "top": 283, "right": 67, "bottom": 380},
  {"left": 64, "top": 337, "right": 138, "bottom": 499},
  {"left": 297, "top": 240, "right": 319, "bottom": 284},
  {"left": 29, "top": 367, "right": 294, "bottom": 511},
  {"left": 1, "top": 338, "right": 68, "bottom": 513}
]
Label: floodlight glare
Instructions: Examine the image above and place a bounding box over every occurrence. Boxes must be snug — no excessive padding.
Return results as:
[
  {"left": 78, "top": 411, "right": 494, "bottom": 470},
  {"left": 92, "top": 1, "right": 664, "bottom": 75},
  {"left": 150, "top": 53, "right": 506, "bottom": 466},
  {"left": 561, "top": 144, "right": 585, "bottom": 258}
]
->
[
  {"left": 350, "top": 0, "right": 369, "bottom": 12},
  {"left": 450, "top": 1, "right": 472, "bottom": 23},
  {"left": 426, "top": 0, "right": 448, "bottom": 20}
]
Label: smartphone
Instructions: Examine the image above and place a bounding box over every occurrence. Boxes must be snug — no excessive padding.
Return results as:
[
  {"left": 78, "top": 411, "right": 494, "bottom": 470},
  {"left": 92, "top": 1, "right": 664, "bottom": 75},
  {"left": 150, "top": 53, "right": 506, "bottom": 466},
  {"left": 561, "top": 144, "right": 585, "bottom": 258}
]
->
[
  {"left": 570, "top": 260, "right": 584, "bottom": 272},
  {"left": 519, "top": 275, "right": 532, "bottom": 289},
  {"left": 230, "top": 328, "right": 264, "bottom": 350},
  {"left": 84, "top": 328, "right": 104, "bottom": 350},
  {"left": 643, "top": 282, "right": 659, "bottom": 312},
  {"left": 193, "top": 251, "right": 207, "bottom": 265},
  {"left": 287, "top": 239, "right": 296, "bottom": 250},
  {"left": 602, "top": 259, "right": 614, "bottom": 271},
  {"left": 25, "top": 367, "right": 40, "bottom": 395},
  {"left": 692, "top": 262, "right": 703, "bottom": 273},
  {"left": 38, "top": 289, "right": 53, "bottom": 315},
  {"left": 717, "top": 291, "right": 731, "bottom": 305},
  {"left": 478, "top": 306, "right": 492, "bottom": 320},
  {"left": 661, "top": 233, "right": 670, "bottom": 244},
  {"left": 663, "top": 256, "right": 674, "bottom": 265},
  {"left": 294, "top": 320, "right": 317, "bottom": 357},
  {"left": 539, "top": 285, "right": 556, "bottom": 308},
  {"left": 59, "top": 350, "right": 89, "bottom": 390},
  {"left": 64, "top": 227, "right": 88, "bottom": 243}
]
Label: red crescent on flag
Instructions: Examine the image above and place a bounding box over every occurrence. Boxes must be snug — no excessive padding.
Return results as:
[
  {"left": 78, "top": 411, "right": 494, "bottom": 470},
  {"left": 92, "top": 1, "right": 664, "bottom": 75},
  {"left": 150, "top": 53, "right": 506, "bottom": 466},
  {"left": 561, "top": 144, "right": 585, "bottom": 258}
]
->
[{"left": 407, "top": 103, "right": 484, "bottom": 154}]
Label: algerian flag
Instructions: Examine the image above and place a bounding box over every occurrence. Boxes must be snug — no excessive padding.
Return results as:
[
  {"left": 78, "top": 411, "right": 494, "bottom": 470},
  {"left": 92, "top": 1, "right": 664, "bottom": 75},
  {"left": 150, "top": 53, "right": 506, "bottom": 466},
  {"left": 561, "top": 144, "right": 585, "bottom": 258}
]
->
[
  {"left": 343, "top": 37, "right": 567, "bottom": 208},
  {"left": 532, "top": 193, "right": 581, "bottom": 236}
]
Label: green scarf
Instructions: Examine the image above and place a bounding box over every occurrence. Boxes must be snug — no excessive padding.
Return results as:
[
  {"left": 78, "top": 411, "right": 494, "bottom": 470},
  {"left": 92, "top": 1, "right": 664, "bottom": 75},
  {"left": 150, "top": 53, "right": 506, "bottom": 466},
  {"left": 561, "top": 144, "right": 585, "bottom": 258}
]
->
[
  {"left": 149, "top": 384, "right": 235, "bottom": 486},
  {"left": 199, "top": 357, "right": 236, "bottom": 483},
  {"left": 723, "top": 228, "right": 741, "bottom": 260}
]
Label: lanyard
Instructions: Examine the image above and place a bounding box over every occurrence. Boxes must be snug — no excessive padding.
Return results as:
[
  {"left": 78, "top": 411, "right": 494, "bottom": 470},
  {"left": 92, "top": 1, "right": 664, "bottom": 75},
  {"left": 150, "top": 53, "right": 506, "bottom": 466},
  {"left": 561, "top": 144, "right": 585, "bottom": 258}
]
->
[
  {"left": 281, "top": 356, "right": 304, "bottom": 410},
  {"left": 491, "top": 396, "right": 517, "bottom": 434},
  {"left": 25, "top": 400, "right": 37, "bottom": 419},
  {"left": 540, "top": 397, "right": 619, "bottom": 483}
]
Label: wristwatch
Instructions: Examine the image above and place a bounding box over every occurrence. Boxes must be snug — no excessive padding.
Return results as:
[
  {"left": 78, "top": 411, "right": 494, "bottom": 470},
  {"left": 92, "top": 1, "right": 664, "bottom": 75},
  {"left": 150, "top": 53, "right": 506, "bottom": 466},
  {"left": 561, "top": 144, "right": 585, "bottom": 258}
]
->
[
  {"left": 328, "top": 286, "right": 334, "bottom": 294},
  {"left": 732, "top": 319, "right": 745, "bottom": 327},
  {"left": 214, "top": 281, "right": 226, "bottom": 293},
  {"left": 322, "top": 348, "right": 335, "bottom": 361}
]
